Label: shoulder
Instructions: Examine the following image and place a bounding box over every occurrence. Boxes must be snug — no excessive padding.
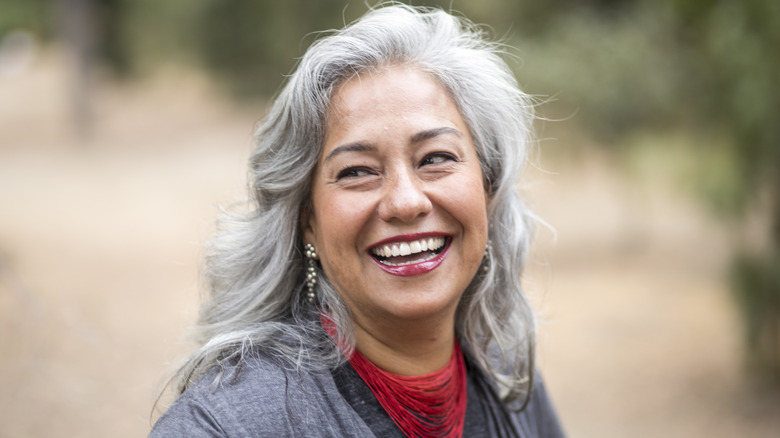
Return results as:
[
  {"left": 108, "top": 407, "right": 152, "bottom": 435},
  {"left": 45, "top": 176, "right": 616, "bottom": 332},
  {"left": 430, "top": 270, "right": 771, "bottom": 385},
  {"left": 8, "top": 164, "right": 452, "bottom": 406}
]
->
[
  {"left": 150, "top": 354, "right": 370, "bottom": 438},
  {"left": 512, "top": 373, "right": 568, "bottom": 438}
]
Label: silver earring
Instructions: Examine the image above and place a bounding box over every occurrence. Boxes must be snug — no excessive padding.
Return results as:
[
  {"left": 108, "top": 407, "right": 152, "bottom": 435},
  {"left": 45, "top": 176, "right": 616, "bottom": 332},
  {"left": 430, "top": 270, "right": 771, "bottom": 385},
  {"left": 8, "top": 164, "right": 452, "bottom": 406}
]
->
[
  {"left": 304, "top": 243, "right": 319, "bottom": 303},
  {"left": 482, "top": 240, "right": 492, "bottom": 273}
]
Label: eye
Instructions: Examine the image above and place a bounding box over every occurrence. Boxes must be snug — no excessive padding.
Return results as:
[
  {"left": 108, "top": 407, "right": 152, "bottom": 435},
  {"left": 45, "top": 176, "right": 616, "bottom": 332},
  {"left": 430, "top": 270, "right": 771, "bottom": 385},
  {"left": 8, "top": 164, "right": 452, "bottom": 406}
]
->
[
  {"left": 420, "top": 152, "right": 457, "bottom": 166},
  {"left": 336, "top": 166, "right": 374, "bottom": 180}
]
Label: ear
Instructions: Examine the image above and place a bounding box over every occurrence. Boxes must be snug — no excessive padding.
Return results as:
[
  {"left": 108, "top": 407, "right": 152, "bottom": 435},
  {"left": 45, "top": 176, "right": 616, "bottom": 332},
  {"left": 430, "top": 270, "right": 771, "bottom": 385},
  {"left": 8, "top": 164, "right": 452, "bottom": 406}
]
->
[{"left": 300, "top": 203, "right": 318, "bottom": 247}]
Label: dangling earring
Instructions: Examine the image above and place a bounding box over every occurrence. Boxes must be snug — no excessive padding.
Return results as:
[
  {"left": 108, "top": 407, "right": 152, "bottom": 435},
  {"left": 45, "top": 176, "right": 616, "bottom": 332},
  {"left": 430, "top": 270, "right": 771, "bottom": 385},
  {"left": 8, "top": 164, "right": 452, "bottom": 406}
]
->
[
  {"left": 482, "top": 240, "right": 492, "bottom": 273},
  {"left": 304, "top": 243, "right": 319, "bottom": 303}
]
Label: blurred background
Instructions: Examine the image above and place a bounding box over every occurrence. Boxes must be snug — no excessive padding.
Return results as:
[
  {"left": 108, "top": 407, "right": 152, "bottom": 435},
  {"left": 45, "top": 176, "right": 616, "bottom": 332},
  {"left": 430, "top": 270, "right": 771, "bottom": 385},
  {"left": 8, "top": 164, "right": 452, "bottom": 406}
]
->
[{"left": 1, "top": 0, "right": 778, "bottom": 436}]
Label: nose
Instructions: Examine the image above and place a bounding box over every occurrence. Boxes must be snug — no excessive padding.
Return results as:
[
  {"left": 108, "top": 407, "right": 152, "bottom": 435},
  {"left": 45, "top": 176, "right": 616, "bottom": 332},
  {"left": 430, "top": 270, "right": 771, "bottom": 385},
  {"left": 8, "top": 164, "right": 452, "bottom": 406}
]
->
[{"left": 377, "top": 167, "right": 432, "bottom": 223}]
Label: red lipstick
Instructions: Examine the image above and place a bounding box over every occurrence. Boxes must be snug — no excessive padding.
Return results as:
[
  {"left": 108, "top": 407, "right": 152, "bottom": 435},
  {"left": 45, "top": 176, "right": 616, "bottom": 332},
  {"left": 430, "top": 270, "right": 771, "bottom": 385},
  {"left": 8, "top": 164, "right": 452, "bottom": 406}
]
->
[{"left": 368, "top": 233, "right": 451, "bottom": 277}]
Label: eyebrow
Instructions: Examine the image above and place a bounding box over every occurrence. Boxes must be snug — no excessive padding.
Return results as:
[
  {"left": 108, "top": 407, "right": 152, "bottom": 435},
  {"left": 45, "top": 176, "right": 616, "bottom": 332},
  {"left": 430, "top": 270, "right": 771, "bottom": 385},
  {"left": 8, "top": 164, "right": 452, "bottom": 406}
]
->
[
  {"left": 324, "top": 127, "right": 462, "bottom": 162},
  {"left": 410, "top": 126, "right": 462, "bottom": 144},
  {"left": 324, "top": 142, "right": 375, "bottom": 163}
]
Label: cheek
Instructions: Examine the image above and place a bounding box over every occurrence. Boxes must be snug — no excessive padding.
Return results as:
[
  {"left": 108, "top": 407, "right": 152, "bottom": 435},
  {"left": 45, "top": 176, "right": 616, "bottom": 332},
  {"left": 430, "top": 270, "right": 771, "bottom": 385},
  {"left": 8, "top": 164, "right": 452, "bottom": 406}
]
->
[
  {"left": 310, "top": 197, "right": 358, "bottom": 293},
  {"left": 311, "top": 191, "right": 370, "bottom": 259},
  {"left": 452, "top": 174, "right": 490, "bottom": 260},
  {"left": 450, "top": 174, "right": 489, "bottom": 228},
  {"left": 312, "top": 201, "right": 373, "bottom": 305}
]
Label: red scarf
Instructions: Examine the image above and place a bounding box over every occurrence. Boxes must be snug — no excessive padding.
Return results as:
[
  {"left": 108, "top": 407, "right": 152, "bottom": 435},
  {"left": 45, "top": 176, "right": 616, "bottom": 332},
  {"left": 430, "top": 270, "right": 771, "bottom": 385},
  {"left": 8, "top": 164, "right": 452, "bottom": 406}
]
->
[{"left": 348, "top": 340, "right": 468, "bottom": 438}]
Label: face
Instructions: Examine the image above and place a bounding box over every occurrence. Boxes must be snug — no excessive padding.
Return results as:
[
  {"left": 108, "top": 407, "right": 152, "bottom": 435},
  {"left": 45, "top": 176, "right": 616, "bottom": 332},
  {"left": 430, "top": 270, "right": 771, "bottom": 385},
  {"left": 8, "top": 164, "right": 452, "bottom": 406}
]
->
[{"left": 304, "top": 66, "right": 488, "bottom": 333}]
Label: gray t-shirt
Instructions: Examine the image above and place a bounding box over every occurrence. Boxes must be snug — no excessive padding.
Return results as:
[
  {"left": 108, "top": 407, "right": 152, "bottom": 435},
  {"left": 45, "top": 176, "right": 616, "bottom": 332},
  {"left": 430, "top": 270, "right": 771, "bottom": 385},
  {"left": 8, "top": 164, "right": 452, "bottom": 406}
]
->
[{"left": 150, "top": 353, "right": 566, "bottom": 437}]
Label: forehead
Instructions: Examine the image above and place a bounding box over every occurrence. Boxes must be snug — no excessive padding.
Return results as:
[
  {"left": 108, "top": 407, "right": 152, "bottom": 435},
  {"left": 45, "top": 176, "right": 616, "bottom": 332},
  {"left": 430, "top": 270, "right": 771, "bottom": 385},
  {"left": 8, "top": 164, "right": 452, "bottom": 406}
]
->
[{"left": 328, "top": 66, "right": 458, "bottom": 121}]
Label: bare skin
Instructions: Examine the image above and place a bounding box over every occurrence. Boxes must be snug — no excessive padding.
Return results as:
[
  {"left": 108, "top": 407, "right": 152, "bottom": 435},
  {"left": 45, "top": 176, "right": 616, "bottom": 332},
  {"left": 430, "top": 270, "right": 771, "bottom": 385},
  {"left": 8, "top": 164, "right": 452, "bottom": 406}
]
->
[{"left": 304, "top": 66, "right": 488, "bottom": 375}]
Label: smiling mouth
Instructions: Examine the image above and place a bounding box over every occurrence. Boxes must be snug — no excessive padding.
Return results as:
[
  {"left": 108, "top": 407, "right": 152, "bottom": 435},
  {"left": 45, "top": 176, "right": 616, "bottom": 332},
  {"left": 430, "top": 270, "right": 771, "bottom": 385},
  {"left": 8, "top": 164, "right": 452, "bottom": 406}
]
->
[{"left": 369, "top": 236, "right": 449, "bottom": 267}]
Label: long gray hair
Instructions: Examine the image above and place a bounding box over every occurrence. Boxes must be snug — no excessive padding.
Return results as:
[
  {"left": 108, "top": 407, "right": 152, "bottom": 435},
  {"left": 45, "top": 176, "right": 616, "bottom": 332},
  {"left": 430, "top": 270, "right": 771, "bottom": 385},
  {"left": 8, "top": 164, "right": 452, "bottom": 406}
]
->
[{"left": 170, "top": 3, "right": 537, "bottom": 407}]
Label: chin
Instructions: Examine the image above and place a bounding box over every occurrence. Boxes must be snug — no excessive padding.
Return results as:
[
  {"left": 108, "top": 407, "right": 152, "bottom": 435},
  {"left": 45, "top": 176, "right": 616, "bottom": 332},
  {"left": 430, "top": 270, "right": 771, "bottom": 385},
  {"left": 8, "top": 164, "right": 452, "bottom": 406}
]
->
[{"left": 381, "top": 293, "right": 462, "bottom": 322}]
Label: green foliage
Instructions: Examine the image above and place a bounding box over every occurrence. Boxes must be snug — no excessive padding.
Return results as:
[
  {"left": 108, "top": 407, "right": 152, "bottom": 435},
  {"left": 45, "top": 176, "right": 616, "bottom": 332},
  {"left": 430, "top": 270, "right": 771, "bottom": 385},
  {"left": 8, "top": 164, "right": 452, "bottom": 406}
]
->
[
  {"left": 98, "top": 0, "right": 209, "bottom": 76},
  {"left": 191, "top": 0, "right": 356, "bottom": 98},
  {"left": 0, "top": 0, "right": 51, "bottom": 38},
  {"left": 667, "top": 0, "right": 780, "bottom": 209},
  {"left": 664, "top": 0, "right": 780, "bottom": 379},
  {"left": 732, "top": 250, "right": 780, "bottom": 378},
  {"left": 186, "top": 0, "right": 552, "bottom": 99},
  {"left": 512, "top": 3, "right": 683, "bottom": 142}
]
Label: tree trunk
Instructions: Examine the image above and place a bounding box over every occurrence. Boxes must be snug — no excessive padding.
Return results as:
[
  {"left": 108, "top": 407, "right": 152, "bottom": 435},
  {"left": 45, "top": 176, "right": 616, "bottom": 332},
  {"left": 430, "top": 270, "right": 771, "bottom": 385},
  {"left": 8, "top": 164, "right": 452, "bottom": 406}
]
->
[{"left": 57, "top": 0, "right": 96, "bottom": 140}]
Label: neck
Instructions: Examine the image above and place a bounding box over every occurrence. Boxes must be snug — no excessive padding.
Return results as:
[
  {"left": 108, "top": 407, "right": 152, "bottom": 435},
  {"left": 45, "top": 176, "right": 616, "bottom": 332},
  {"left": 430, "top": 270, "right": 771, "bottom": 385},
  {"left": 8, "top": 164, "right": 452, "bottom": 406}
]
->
[{"left": 351, "top": 313, "right": 456, "bottom": 376}]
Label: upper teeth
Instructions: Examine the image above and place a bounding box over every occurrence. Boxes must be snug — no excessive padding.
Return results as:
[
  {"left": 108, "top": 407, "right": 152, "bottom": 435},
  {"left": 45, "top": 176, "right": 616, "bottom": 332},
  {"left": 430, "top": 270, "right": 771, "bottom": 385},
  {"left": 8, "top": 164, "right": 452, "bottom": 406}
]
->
[{"left": 371, "top": 237, "right": 446, "bottom": 258}]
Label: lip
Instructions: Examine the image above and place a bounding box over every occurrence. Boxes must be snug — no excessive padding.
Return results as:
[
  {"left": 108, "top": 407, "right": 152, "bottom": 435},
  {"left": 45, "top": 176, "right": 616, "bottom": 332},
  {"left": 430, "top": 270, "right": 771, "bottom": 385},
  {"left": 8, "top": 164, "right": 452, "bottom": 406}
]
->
[{"left": 367, "top": 232, "right": 452, "bottom": 277}]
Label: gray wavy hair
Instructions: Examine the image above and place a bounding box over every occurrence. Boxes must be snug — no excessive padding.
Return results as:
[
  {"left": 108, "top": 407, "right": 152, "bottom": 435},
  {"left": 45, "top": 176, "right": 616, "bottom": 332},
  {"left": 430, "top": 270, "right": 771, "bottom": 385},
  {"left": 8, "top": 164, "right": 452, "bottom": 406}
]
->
[{"left": 170, "top": 3, "right": 537, "bottom": 407}]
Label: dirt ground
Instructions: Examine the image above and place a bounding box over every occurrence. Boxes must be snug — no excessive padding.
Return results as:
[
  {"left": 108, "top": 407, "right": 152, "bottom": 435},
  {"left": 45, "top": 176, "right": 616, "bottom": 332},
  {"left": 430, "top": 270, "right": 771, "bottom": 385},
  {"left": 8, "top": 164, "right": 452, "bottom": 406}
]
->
[{"left": 1, "top": 52, "right": 779, "bottom": 437}]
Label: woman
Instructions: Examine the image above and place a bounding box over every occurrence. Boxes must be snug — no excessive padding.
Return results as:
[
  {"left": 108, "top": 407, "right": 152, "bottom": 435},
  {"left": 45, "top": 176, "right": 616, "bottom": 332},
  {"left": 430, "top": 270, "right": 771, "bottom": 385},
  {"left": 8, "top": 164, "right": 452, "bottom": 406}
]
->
[{"left": 151, "top": 4, "right": 565, "bottom": 437}]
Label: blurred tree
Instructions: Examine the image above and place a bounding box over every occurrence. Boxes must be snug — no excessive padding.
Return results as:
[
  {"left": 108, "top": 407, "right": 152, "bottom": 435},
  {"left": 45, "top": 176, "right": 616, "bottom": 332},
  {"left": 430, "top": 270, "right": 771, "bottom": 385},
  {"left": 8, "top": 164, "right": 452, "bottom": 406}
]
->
[
  {"left": 191, "top": 0, "right": 354, "bottom": 98},
  {"left": 664, "top": 0, "right": 780, "bottom": 379},
  {"left": 510, "top": 3, "right": 684, "bottom": 142},
  {"left": 500, "top": 0, "right": 780, "bottom": 379},
  {"left": 0, "top": 0, "right": 51, "bottom": 37},
  {"left": 56, "top": 0, "right": 98, "bottom": 138},
  {"left": 93, "top": 0, "right": 131, "bottom": 76},
  {"left": 188, "top": 0, "right": 537, "bottom": 99}
]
